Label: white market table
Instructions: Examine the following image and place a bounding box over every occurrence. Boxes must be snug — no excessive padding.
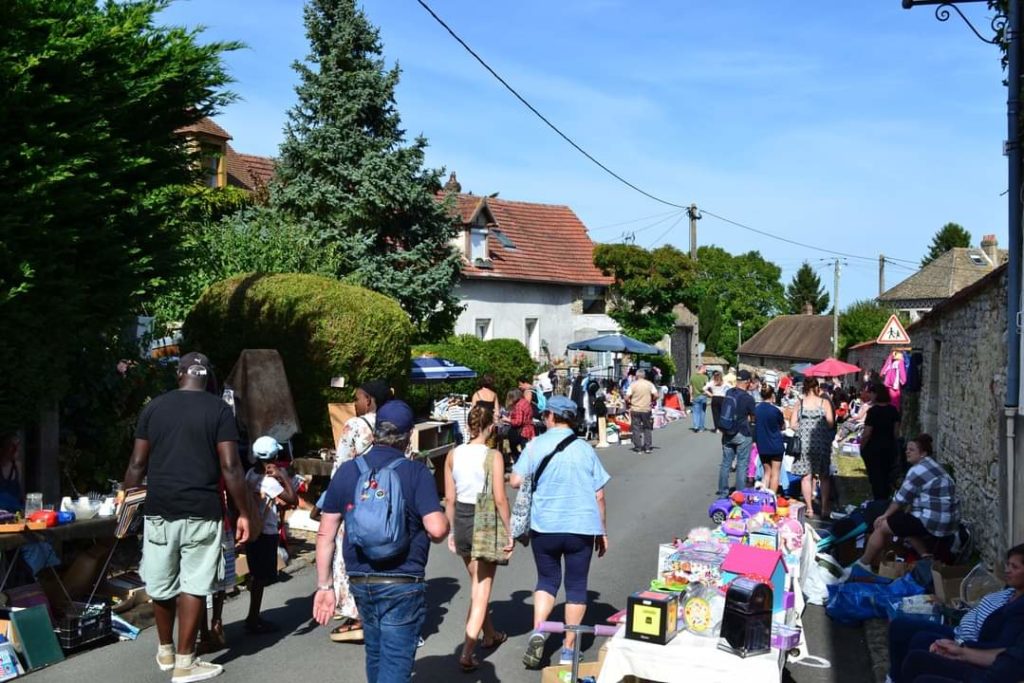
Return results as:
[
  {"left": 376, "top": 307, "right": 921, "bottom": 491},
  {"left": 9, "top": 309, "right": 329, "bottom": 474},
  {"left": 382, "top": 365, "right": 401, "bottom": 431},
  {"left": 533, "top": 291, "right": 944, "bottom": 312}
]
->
[
  {"left": 597, "top": 626, "right": 787, "bottom": 683},
  {"left": 597, "top": 524, "right": 816, "bottom": 683}
]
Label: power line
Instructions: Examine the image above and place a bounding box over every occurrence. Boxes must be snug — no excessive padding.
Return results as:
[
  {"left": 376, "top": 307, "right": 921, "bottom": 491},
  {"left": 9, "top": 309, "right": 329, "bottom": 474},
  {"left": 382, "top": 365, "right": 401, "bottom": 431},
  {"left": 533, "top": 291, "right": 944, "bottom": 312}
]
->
[
  {"left": 415, "top": 0, "right": 926, "bottom": 266},
  {"left": 647, "top": 212, "right": 688, "bottom": 248},
  {"left": 588, "top": 209, "right": 682, "bottom": 232},
  {"left": 414, "top": 0, "right": 686, "bottom": 210}
]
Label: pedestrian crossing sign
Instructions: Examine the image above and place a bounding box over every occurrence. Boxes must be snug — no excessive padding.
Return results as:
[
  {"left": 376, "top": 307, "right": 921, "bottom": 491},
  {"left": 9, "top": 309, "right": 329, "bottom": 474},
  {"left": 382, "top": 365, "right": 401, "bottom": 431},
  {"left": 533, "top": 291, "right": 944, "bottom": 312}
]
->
[{"left": 876, "top": 314, "right": 911, "bottom": 345}]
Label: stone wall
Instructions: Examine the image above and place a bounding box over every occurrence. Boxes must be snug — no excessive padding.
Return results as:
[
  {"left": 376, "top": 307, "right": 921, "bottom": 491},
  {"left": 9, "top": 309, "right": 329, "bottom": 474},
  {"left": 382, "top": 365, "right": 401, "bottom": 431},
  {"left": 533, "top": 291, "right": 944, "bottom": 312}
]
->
[{"left": 909, "top": 270, "right": 1007, "bottom": 566}]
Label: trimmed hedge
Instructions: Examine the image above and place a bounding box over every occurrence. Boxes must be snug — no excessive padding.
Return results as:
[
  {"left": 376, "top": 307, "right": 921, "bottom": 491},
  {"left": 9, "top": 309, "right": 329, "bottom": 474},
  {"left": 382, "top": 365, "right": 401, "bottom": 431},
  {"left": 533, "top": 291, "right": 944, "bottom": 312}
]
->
[
  {"left": 408, "top": 335, "right": 535, "bottom": 414},
  {"left": 183, "top": 273, "right": 412, "bottom": 446}
]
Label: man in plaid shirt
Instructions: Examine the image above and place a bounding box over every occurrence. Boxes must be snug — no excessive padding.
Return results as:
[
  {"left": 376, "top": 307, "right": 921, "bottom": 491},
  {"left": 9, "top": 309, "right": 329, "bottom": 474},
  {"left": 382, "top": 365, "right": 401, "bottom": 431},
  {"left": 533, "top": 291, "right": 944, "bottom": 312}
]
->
[{"left": 856, "top": 434, "right": 960, "bottom": 569}]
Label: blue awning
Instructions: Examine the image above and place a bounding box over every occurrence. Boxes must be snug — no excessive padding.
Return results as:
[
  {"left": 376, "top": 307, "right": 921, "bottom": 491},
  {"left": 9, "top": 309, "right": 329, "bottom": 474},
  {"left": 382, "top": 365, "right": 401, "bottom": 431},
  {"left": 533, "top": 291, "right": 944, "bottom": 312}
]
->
[{"left": 410, "top": 357, "right": 478, "bottom": 383}]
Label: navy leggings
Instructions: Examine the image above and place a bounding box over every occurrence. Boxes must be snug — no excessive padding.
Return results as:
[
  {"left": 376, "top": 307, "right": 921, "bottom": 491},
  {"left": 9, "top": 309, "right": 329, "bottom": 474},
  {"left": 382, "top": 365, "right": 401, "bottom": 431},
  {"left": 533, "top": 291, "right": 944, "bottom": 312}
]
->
[{"left": 530, "top": 532, "right": 595, "bottom": 604}]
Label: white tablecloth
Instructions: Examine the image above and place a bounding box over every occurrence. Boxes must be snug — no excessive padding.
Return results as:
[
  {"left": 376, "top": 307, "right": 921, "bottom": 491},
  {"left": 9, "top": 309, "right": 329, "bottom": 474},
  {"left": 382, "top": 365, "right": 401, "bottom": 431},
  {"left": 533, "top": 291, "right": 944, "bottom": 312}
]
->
[{"left": 597, "top": 627, "right": 786, "bottom": 683}]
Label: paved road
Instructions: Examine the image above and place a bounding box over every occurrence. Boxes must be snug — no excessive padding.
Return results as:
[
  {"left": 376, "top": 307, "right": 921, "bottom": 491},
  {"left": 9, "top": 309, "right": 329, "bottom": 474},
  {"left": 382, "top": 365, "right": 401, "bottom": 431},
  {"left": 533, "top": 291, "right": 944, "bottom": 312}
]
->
[{"left": 31, "top": 418, "right": 870, "bottom": 682}]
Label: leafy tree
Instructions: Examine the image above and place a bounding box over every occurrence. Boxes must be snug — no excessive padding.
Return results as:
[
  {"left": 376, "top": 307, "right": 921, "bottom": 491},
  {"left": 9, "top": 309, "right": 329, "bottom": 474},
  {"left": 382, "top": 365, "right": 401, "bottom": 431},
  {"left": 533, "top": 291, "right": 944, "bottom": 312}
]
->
[
  {"left": 786, "top": 262, "right": 830, "bottom": 314},
  {"left": 838, "top": 300, "right": 896, "bottom": 355},
  {"left": 269, "top": 0, "right": 461, "bottom": 341},
  {"left": 683, "top": 246, "right": 785, "bottom": 365},
  {"left": 0, "top": 0, "right": 238, "bottom": 427},
  {"left": 921, "top": 222, "right": 971, "bottom": 267},
  {"left": 593, "top": 243, "right": 695, "bottom": 344}
]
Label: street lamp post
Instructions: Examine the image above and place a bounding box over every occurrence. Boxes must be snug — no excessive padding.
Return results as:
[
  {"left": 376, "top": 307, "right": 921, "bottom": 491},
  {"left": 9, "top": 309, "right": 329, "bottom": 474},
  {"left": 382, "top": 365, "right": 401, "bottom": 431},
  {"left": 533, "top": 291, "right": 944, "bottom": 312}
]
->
[{"left": 736, "top": 321, "right": 743, "bottom": 358}]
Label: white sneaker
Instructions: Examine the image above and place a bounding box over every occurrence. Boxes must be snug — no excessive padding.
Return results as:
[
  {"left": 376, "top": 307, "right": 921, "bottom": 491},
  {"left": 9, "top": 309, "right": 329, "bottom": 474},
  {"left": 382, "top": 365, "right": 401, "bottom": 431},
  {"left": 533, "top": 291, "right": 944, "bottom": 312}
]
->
[
  {"left": 156, "top": 648, "right": 175, "bottom": 672},
  {"left": 171, "top": 655, "right": 223, "bottom": 683}
]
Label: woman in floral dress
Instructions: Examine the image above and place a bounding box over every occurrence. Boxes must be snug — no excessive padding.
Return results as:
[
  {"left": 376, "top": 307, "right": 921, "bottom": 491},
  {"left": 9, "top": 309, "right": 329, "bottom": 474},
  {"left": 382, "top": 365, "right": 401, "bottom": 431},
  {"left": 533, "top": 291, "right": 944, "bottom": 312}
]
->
[
  {"left": 788, "top": 377, "right": 835, "bottom": 519},
  {"left": 328, "top": 379, "right": 390, "bottom": 642}
]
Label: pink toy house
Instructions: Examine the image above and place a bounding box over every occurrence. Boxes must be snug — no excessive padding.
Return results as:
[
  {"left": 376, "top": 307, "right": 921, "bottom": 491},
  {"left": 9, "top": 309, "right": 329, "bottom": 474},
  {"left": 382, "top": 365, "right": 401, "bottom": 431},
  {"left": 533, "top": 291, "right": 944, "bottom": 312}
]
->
[{"left": 719, "top": 543, "right": 788, "bottom": 614}]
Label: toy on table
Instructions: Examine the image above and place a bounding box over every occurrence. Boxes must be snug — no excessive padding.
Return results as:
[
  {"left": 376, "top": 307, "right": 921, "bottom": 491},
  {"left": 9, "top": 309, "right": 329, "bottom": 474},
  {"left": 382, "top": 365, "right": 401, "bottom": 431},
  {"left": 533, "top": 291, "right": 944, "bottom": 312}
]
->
[
  {"left": 626, "top": 590, "right": 681, "bottom": 645},
  {"left": 658, "top": 542, "right": 729, "bottom": 590},
  {"left": 708, "top": 488, "right": 776, "bottom": 525},
  {"left": 682, "top": 582, "right": 725, "bottom": 637},
  {"left": 719, "top": 543, "right": 789, "bottom": 615}
]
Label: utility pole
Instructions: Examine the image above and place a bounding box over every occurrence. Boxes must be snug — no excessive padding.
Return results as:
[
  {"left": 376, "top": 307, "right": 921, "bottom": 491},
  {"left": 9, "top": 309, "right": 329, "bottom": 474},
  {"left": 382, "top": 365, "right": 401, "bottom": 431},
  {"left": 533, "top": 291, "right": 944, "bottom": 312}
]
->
[
  {"left": 878, "top": 254, "right": 885, "bottom": 297},
  {"left": 833, "top": 258, "right": 841, "bottom": 358},
  {"left": 687, "top": 204, "right": 701, "bottom": 260}
]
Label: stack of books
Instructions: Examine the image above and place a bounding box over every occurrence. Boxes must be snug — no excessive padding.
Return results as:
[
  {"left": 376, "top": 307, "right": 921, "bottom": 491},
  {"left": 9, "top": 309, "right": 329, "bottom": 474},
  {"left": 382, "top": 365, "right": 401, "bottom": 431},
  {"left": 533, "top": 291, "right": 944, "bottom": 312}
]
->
[{"left": 115, "top": 488, "right": 146, "bottom": 539}]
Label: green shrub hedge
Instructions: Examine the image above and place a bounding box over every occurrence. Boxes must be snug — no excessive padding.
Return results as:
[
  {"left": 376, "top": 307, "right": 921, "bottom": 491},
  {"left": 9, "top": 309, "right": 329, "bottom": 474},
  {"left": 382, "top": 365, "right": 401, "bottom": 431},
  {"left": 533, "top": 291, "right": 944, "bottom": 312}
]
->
[
  {"left": 183, "top": 273, "right": 412, "bottom": 446},
  {"left": 408, "top": 335, "right": 535, "bottom": 414}
]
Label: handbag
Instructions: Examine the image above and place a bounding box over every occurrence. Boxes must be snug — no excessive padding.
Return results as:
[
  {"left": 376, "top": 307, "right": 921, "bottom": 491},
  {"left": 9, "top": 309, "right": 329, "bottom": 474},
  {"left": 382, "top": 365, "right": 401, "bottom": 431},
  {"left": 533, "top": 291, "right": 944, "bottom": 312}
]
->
[
  {"left": 788, "top": 403, "right": 804, "bottom": 457},
  {"left": 509, "top": 433, "right": 576, "bottom": 546},
  {"left": 471, "top": 449, "right": 509, "bottom": 565}
]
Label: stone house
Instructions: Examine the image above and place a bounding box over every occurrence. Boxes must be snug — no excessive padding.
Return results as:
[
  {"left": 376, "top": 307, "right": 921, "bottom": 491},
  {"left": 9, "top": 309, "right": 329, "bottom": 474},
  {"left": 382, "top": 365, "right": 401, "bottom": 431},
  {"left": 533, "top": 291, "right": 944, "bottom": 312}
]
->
[
  {"left": 442, "top": 175, "right": 619, "bottom": 365},
  {"left": 906, "top": 264, "right": 1008, "bottom": 565},
  {"left": 736, "top": 309, "right": 833, "bottom": 372},
  {"left": 845, "top": 340, "right": 891, "bottom": 380},
  {"left": 878, "top": 236, "right": 1007, "bottom": 322}
]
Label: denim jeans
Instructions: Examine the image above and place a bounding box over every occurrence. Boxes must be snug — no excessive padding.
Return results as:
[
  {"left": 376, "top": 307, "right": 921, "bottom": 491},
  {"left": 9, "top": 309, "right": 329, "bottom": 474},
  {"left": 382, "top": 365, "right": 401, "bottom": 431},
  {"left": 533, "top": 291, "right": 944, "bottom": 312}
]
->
[
  {"left": 691, "top": 396, "right": 707, "bottom": 431},
  {"left": 350, "top": 581, "right": 427, "bottom": 683},
  {"left": 718, "top": 432, "right": 752, "bottom": 496}
]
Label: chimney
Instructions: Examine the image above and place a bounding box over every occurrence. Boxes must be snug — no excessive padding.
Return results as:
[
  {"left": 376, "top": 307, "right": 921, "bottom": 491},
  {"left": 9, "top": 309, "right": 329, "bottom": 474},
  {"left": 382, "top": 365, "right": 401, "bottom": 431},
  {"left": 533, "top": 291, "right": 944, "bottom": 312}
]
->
[
  {"left": 980, "top": 234, "right": 999, "bottom": 265},
  {"left": 802, "top": 302, "right": 814, "bottom": 315},
  {"left": 444, "top": 172, "right": 462, "bottom": 194}
]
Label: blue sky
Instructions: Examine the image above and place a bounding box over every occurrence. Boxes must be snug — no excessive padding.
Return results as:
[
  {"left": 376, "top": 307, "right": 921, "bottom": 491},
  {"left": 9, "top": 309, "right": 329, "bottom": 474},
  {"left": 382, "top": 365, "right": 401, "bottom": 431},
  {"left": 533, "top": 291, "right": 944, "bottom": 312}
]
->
[{"left": 160, "top": 0, "right": 1009, "bottom": 309}]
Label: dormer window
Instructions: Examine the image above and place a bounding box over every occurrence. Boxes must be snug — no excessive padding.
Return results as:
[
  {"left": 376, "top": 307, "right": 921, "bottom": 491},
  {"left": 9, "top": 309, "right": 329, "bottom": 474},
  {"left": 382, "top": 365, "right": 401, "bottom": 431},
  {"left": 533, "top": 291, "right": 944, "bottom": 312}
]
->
[
  {"left": 470, "top": 227, "right": 488, "bottom": 262},
  {"left": 200, "top": 142, "right": 226, "bottom": 188}
]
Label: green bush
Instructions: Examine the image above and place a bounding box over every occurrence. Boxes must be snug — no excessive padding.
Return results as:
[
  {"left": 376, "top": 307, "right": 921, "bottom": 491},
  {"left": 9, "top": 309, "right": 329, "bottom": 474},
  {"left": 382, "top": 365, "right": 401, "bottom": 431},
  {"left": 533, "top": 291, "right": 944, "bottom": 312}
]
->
[
  {"left": 183, "top": 273, "right": 413, "bottom": 446},
  {"left": 408, "top": 335, "right": 535, "bottom": 414}
]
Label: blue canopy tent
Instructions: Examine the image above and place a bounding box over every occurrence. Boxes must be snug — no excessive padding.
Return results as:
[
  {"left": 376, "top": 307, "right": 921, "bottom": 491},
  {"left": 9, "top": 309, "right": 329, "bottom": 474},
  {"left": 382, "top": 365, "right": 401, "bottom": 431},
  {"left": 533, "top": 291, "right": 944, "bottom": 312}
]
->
[
  {"left": 409, "top": 357, "right": 477, "bottom": 383},
  {"left": 566, "top": 333, "right": 665, "bottom": 356}
]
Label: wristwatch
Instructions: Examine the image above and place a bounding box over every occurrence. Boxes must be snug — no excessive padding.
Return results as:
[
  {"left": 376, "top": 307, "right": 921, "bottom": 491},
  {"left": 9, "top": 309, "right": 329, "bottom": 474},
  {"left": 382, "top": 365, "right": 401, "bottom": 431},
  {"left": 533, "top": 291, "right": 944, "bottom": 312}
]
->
[{"left": 317, "top": 584, "right": 333, "bottom": 592}]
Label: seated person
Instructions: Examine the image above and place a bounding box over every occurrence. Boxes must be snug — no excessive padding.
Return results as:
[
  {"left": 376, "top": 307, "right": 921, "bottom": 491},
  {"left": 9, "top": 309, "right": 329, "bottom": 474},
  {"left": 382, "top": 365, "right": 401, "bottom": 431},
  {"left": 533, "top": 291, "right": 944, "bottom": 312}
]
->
[
  {"left": 905, "top": 626, "right": 1024, "bottom": 683},
  {"left": 887, "top": 543, "right": 1024, "bottom": 683},
  {"left": 857, "top": 434, "right": 960, "bottom": 570}
]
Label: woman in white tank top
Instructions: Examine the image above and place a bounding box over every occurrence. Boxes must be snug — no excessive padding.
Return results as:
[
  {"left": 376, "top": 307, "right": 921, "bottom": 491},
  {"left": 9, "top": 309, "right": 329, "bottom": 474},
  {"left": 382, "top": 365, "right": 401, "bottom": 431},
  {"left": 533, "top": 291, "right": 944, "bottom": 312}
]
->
[{"left": 444, "top": 405, "right": 513, "bottom": 672}]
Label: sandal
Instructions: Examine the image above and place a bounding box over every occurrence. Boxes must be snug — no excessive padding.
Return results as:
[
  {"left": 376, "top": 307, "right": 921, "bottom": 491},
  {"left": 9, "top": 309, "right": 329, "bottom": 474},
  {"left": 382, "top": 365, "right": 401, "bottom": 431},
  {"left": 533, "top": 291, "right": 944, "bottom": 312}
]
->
[
  {"left": 482, "top": 631, "right": 508, "bottom": 650},
  {"left": 459, "top": 654, "right": 480, "bottom": 673},
  {"left": 330, "top": 618, "right": 364, "bottom": 642}
]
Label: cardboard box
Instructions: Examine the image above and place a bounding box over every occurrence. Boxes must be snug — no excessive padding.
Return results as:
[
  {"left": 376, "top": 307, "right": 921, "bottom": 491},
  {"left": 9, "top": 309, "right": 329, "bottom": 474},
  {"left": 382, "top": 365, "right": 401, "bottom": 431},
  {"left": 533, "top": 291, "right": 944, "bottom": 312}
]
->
[
  {"left": 932, "top": 562, "right": 971, "bottom": 606},
  {"left": 539, "top": 641, "right": 608, "bottom": 683}
]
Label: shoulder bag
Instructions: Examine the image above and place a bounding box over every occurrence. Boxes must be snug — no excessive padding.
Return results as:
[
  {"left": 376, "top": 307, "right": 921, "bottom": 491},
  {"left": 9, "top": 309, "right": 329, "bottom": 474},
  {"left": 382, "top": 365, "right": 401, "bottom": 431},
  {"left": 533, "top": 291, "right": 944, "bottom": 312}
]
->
[
  {"left": 509, "top": 433, "right": 577, "bottom": 546},
  {"left": 471, "top": 449, "right": 509, "bottom": 565},
  {"left": 788, "top": 402, "right": 803, "bottom": 457}
]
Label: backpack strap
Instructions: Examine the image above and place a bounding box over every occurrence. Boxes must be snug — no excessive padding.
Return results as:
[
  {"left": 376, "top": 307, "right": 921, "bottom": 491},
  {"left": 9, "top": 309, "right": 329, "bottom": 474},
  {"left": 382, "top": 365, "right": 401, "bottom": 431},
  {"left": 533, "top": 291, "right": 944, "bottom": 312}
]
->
[
  {"left": 533, "top": 433, "right": 578, "bottom": 488},
  {"left": 355, "top": 457, "right": 370, "bottom": 475}
]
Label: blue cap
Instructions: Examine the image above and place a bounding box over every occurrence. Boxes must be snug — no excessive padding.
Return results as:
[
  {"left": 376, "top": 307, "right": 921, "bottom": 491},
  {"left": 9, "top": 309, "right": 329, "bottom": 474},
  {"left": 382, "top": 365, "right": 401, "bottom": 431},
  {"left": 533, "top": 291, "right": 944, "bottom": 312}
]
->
[
  {"left": 546, "top": 395, "right": 578, "bottom": 420},
  {"left": 376, "top": 400, "right": 415, "bottom": 434}
]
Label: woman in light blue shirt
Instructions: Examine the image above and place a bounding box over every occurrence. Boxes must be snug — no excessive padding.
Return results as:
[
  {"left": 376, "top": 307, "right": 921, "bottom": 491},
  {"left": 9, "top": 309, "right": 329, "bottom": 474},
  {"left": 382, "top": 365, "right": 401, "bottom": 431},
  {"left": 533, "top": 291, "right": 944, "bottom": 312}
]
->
[{"left": 510, "top": 396, "right": 610, "bottom": 670}]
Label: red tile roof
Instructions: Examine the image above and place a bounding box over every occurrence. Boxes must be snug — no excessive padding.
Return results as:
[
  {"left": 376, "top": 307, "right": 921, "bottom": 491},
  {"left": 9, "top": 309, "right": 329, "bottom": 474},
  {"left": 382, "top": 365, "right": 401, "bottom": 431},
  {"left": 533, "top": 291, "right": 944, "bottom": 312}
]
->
[
  {"left": 446, "top": 193, "right": 612, "bottom": 286},
  {"left": 175, "top": 118, "right": 231, "bottom": 140},
  {"left": 225, "top": 144, "right": 274, "bottom": 191}
]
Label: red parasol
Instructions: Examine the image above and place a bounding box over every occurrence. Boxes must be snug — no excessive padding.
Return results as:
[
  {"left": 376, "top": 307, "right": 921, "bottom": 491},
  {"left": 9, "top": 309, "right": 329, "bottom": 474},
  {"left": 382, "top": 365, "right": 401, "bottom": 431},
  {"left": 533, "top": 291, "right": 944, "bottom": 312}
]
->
[{"left": 803, "top": 357, "right": 861, "bottom": 377}]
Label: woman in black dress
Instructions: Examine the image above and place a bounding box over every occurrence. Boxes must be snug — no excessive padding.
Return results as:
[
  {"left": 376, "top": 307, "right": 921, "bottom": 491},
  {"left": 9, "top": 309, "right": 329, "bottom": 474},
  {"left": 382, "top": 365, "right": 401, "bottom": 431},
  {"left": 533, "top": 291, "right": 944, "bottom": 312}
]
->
[{"left": 859, "top": 383, "right": 901, "bottom": 500}]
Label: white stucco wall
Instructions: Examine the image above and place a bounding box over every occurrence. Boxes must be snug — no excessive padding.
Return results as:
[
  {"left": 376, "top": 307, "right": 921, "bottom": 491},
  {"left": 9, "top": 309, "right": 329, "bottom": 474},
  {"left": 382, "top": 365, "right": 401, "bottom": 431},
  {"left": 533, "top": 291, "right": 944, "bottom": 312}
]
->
[{"left": 454, "top": 279, "right": 617, "bottom": 360}]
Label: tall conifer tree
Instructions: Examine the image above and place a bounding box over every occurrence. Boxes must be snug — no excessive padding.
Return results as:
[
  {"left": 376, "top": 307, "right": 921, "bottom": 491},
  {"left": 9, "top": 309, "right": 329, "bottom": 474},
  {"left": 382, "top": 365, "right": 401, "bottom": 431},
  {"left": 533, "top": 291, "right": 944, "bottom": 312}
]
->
[
  {"left": 785, "top": 262, "right": 830, "bottom": 314},
  {"left": 271, "top": 0, "right": 461, "bottom": 340}
]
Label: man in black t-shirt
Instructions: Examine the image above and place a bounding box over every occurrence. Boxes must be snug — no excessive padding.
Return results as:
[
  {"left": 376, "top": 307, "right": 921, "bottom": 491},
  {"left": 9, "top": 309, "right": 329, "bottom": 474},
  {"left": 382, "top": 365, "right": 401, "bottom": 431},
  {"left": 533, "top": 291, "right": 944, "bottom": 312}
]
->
[{"left": 123, "top": 352, "right": 252, "bottom": 682}]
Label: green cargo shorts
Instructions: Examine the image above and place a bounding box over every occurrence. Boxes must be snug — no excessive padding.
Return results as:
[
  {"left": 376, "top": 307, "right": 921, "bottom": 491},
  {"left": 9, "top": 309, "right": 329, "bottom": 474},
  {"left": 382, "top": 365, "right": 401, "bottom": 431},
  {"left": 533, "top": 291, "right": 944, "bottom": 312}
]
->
[{"left": 140, "top": 516, "right": 224, "bottom": 601}]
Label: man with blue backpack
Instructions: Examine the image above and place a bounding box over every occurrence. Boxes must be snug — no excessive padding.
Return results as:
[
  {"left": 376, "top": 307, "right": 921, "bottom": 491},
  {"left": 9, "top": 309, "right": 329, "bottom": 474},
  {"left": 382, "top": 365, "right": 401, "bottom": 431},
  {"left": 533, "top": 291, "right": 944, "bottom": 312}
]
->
[
  {"left": 313, "top": 400, "right": 449, "bottom": 683},
  {"left": 716, "top": 370, "right": 757, "bottom": 497}
]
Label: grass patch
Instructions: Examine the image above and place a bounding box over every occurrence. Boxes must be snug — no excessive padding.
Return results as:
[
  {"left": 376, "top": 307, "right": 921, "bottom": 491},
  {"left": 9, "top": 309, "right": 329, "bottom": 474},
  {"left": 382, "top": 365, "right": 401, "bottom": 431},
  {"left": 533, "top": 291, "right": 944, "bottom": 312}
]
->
[{"left": 836, "top": 452, "right": 872, "bottom": 506}]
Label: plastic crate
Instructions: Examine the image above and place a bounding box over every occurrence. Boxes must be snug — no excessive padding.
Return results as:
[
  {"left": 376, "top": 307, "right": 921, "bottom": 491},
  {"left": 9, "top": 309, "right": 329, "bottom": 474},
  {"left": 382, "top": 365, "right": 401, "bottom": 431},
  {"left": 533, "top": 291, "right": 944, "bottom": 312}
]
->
[{"left": 55, "top": 602, "right": 112, "bottom": 651}]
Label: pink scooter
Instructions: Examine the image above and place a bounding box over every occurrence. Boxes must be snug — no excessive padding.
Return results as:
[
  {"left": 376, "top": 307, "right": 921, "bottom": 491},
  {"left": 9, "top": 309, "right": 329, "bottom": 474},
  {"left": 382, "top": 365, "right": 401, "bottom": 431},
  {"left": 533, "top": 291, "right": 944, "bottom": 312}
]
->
[{"left": 536, "top": 620, "right": 619, "bottom": 682}]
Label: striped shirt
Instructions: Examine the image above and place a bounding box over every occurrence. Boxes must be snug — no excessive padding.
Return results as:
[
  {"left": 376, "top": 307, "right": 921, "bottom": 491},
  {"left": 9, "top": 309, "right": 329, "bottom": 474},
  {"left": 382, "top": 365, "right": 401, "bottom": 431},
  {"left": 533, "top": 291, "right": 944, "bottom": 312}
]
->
[
  {"left": 954, "top": 588, "right": 1014, "bottom": 643},
  {"left": 893, "top": 456, "right": 960, "bottom": 537}
]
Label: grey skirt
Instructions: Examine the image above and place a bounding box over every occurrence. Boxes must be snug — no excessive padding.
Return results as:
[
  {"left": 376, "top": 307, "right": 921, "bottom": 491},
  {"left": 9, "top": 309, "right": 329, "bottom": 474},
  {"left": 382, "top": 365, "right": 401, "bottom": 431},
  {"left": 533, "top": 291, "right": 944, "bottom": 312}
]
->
[{"left": 454, "top": 501, "right": 476, "bottom": 558}]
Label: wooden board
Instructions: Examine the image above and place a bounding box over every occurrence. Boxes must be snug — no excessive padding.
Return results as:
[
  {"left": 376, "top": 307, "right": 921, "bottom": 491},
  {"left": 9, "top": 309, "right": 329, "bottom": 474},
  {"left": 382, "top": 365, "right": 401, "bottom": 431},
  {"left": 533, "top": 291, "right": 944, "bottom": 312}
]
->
[{"left": 328, "top": 403, "right": 356, "bottom": 448}]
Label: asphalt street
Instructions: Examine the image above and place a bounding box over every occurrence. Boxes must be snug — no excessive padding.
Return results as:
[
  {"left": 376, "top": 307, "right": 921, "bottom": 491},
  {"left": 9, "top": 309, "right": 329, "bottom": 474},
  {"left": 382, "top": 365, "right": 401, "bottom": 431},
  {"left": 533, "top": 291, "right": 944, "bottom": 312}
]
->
[{"left": 30, "top": 418, "right": 871, "bottom": 682}]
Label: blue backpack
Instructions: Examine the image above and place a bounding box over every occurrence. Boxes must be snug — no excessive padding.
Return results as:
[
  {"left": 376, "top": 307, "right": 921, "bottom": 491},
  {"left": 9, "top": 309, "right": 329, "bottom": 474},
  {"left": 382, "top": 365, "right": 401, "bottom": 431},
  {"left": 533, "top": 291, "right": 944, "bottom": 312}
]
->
[
  {"left": 717, "top": 389, "right": 741, "bottom": 434},
  {"left": 346, "top": 457, "right": 410, "bottom": 562}
]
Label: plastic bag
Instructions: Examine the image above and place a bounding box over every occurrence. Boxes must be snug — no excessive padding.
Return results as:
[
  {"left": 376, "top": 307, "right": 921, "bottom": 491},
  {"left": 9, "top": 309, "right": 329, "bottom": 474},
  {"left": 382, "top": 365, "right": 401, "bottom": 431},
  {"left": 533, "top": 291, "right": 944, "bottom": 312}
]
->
[
  {"left": 803, "top": 552, "right": 845, "bottom": 605},
  {"left": 960, "top": 562, "right": 1003, "bottom": 606},
  {"left": 825, "top": 573, "right": 925, "bottom": 625}
]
